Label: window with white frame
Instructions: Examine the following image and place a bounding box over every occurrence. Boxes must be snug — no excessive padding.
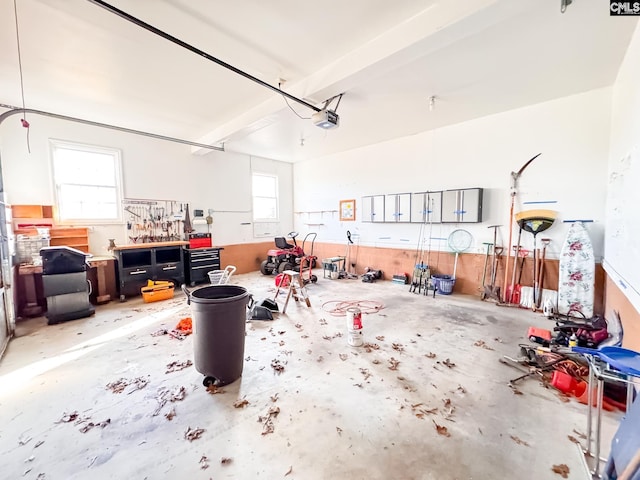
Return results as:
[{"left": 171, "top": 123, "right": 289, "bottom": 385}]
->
[
  {"left": 50, "top": 140, "right": 123, "bottom": 223},
  {"left": 252, "top": 173, "right": 279, "bottom": 221}
]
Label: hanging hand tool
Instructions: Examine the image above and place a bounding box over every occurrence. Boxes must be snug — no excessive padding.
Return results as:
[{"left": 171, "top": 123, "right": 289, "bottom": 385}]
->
[
  {"left": 536, "top": 238, "right": 551, "bottom": 309},
  {"left": 508, "top": 226, "right": 523, "bottom": 304},
  {"left": 482, "top": 225, "right": 502, "bottom": 301},
  {"left": 480, "top": 242, "right": 492, "bottom": 296}
]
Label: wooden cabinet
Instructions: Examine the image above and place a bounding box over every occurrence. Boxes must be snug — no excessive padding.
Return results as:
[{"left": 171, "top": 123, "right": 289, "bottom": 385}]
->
[
  {"left": 50, "top": 227, "right": 89, "bottom": 253},
  {"left": 113, "top": 241, "right": 187, "bottom": 300},
  {"left": 441, "top": 188, "right": 483, "bottom": 223}
]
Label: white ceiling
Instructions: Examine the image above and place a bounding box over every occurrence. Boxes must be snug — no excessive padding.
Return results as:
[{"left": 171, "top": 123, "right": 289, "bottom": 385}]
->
[{"left": 0, "top": 0, "right": 637, "bottom": 162}]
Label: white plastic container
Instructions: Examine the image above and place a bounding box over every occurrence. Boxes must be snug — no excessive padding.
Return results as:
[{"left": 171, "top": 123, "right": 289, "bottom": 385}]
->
[{"left": 346, "top": 307, "right": 363, "bottom": 347}]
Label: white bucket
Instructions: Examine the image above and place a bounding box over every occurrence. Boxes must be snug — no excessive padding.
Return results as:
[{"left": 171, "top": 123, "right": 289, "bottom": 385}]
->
[{"left": 346, "top": 307, "right": 363, "bottom": 347}]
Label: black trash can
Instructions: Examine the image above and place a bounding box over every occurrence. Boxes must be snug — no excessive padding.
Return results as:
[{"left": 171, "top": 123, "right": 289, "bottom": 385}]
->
[{"left": 183, "top": 284, "right": 250, "bottom": 387}]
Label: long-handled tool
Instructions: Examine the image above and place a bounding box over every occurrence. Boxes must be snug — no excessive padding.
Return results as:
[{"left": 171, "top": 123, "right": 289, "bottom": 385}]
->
[
  {"left": 507, "top": 226, "right": 523, "bottom": 304},
  {"left": 502, "top": 153, "right": 541, "bottom": 303},
  {"left": 516, "top": 209, "right": 557, "bottom": 308},
  {"left": 482, "top": 225, "right": 502, "bottom": 301},
  {"left": 480, "top": 242, "right": 492, "bottom": 296},
  {"left": 536, "top": 238, "right": 551, "bottom": 309}
]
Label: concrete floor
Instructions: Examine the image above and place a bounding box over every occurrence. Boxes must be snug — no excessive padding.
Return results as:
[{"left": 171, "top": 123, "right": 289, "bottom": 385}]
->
[{"left": 0, "top": 272, "right": 622, "bottom": 479}]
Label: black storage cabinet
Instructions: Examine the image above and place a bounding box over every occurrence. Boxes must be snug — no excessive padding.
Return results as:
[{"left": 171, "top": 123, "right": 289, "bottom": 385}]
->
[
  {"left": 185, "top": 247, "right": 223, "bottom": 286},
  {"left": 40, "top": 246, "right": 95, "bottom": 324}
]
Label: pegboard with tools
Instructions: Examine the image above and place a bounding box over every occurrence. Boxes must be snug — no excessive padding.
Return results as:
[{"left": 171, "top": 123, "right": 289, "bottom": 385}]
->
[{"left": 123, "top": 198, "right": 193, "bottom": 244}]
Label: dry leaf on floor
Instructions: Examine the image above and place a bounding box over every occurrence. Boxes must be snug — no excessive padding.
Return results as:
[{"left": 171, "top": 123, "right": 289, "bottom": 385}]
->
[
  {"left": 36, "top": 474, "right": 45, "bottom": 480},
  {"left": 279, "top": 340, "right": 285, "bottom": 346},
  {"left": 510, "top": 435, "right": 530, "bottom": 446},
  {"left": 567, "top": 435, "right": 580, "bottom": 444},
  {"left": 294, "top": 323, "right": 303, "bottom": 330},
  {"left": 184, "top": 427, "right": 205, "bottom": 441},
  {"left": 388, "top": 357, "right": 400, "bottom": 371},
  {"left": 271, "top": 393, "right": 279, "bottom": 402},
  {"left": 425, "top": 352, "right": 437, "bottom": 359},
  {"left": 443, "top": 398, "right": 452, "bottom": 408},
  {"left": 151, "top": 329, "right": 168, "bottom": 337},
  {"left": 457, "top": 385, "right": 467, "bottom": 394},
  {"left": 285, "top": 466, "right": 293, "bottom": 476},
  {"left": 319, "top": 318, "right": 328, "bottom": 325},
  {"left": 392, "top": 343, "right": 404, "bottom": 352},
  {"left": 221, "top": 457, "right": 233, "bottom": 465},
  {"left": 57, "top": 411, "right": 79, "bottom": 423},
  {"left": 572, "top": 429, "right": 587, "bottom": 439},
  {"left": 301, "top": 335, "right": 309, "bottom": 339},
  {"left": 34, "top": 441, "right": 44, "bottom": 448},
  {"left": 551, "top": 464, "right": 570, "bottom": 478},
  {"left": 234, "top": 398, "right": 250, "bottom": 408},
  {"left": 278, "top": 330, "right": 286, "bottom": 335},
  {"left": 164, "top": 408, "right": 176, "bottom": 421},
  {"left": 442, "top": 358, "right": 456, "bottom": 368},
  {"left": 165, "top": 359, "right": 193, "bottom": 374},
  {"left": 473, "top": 340, "right": 494, "bottom": 351},
  {"left": 353, "top": 383, "right": 363, "bottom": 388},
  {"left": 78, "top": 419, "right": 110, "bottom": 433},
  {"left": 106, "top": 377, "right": 149, "bottom": 394},
  {"left": 372, "top": 359, "right": 380, "bottom": 365},
  {"left": 360, "top": 368, "right": 372, "bottom": 380},
  {"left": 339, "top": 354, "right": 348, "bottom": 361},
  {"left": 317, "top": 356, "right": 324, "bottom": 362},
  {"left": 433, "top": 420, "right": 450, "bottom": 437},
  {"left": 363, "top": 343, "right": 380, "bottom": 353},
  {"left": 322, "top": 335, "right": 333, "bottom": 341},
  {"left": 259, "top": 406, "right": 281, "bottom": 435},
  {"left": 199, "top": 455, "right": 209, "bottom": 470},
  {"left": 494, "top": 337, "right": 503, "bottom": 343},
  {"left": 376, "top": 335, "right": 385, "bottom": 341},
  {"left": 336, "top": 427, "right": 342, "bottom": 436},
  {"left": 271, "top": 359, "right": 285, "bottom": 374},
  {"left": 206, "top": 385, "right": 225, "bottom": 395}
]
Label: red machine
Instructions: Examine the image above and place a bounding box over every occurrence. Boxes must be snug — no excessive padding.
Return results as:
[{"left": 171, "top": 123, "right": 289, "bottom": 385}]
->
[{"left": 260, "top": 232, "right": 316, "bottom": 276}]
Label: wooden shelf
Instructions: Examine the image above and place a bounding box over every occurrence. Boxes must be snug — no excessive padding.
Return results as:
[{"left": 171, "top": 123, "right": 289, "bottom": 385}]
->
[{"left": 50, "top": 227, "right": 90, "bottom": 253}]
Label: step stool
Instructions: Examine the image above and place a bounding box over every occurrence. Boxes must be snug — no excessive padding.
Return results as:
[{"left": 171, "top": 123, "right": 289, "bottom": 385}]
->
[{"left": 274, "top": 270, "right": 311, "bottom": 314}]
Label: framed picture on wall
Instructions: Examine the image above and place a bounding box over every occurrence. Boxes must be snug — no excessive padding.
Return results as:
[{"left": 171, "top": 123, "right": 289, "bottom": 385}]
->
[{"left": 340, "top": 199, "right": 356, "bottom": 221}]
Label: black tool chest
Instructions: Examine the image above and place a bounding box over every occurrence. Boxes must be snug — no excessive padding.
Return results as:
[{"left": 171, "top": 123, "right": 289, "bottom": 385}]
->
[{"left": 185, "top": 247, "right": 222, "bottom": 286}]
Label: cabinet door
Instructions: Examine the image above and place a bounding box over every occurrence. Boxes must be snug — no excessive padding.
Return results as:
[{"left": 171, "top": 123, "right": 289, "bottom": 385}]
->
[
  {"left": 397, "top": 193, "right": 411, "bottom": 223},
  {"left": 411, "top": 192, "right": 426, "bottom": 223},
  {"left": 460, "top": 188, "right": 483, "bottom": 223},
  {"left": 441, "top": 190, "right": 461, "bottom": 223},
  {"left": 361, "top": 196, "right": 373, "bottom": 222},
  {"left": 372, "top": 195, "right": 385, "bottom": 223},
  {"left": 385, "top": 194, "right": 398, "bottom": 222},
  {"left": 426, "top": 191, "right": 443, "bottom": 224}
]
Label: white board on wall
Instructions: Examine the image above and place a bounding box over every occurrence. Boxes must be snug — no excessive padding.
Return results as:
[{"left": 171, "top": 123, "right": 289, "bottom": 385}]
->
[{"left": 603, "top": 147, "right": 640, "bottom": 313}]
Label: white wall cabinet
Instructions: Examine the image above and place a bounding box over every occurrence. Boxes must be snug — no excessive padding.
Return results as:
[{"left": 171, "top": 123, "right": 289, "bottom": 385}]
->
[
  {"left": 441, "top": 188, "right": 483, "bottom": 223},
  {"left": 361, "top": 195, "right": 385, "bottom": 223},
  {"left": 384, "top": 193, "right": 411, "bottom": 222},
  {"left": 410, "top": 191, "right": 442, "bottom": 224}
]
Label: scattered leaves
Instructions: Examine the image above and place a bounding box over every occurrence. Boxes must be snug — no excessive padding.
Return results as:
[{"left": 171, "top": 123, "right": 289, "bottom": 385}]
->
[
  {"left": 494, "top": 337, "right": 503, "bottom": 343},
  {"left": 317, "top": 356, "right": 324, "bottom": 363},
  {"left": 234, "top": 398, "right": 250, "bottom": 408},
  {"left": 551, "top": 464, "right": 570, "bottom": 478},
  {"left": 271, "top": 393, "right": 279, "bottom": 403},
  {"left": 164, "top": 408, "right": 176, "bottom": 421},
  {"left": 376, "top": 335, "right": 385, "bottom": 341},
  {"left": 425, "top": 352, "right": 437, "bottom": 359},
  {"left": 106, "top": 377, "right": 149, "bottom": 394},
  {"left": 360, "top": 368, "right": 372, "bottom": 380},
  {"left": 510, "top": 435, "right": 529, "bottom": 447},
  {"left": 339, "top": 354, "right": 348, "bottom": 361},
  {"left": 294, "top": 323, "right": 303, "bottom": 330},
  {"left": 336, "top": 427, "right": 343, "bottom": 436},
  {"left": 150, "top": 329, "right": 168, "bottom": 337},
  {"left": 206, "top": 385, "right": 225, "bottom": 395},
  {"left": 285, "top": 466, "right": 293, "bottom": 476},
  {"left": 278, "top": 330, "right": 286, "bottom": 335},
  {"left": 34, "top": 441, "right": 44, "bottom": 448},
  {"left": 165, "top": 360, "right": 193, "bottom": 374},
  {"left": 271, "top": 359, "right": 285, "bottom": 374},
  {"left": 372, "top": 359, "right": 381, "bottom": 365},
  {"left": 57, "top": 411, "right": 79, "bottom": 423},
  {"left": 457, "top": 385, "right": 466, "bottom": 394},
  {"left": 79, "top": 419, "right": 111, "bottom": 434},
  {"left": 279, "top": 340, "right": 285, "bottom": 346},
  {"left": 319, "top": 318, "right": 328, "bottom": 325},
  {"left": 259, "top": 406, "right": 281, "bottom": 435},
  {"left": 392, "top": 343, "right": 404, "bottom": 352},
  {"left": 388, "top": 357, "right": 400, "bottom": 371},
  {"left": 473, "top": 340, "right": 494, "bottom": 351},
  {"left": 199, "top": 455, "right": 209, "bottom": 470},
  {"left": 433, "top": 420, "right": 450, "bottom": 437},
  {"left": 442, "top": 358, "right": 456, "bottom": 368},
  {"left": 221, "top": 457, "right": 233, "bottom": 465},
  {"left": 184, "top": 426, "right": 205, "bottom": 441},
  {"left": 363, "top": 343, "right": 380, "bottom": 353}
]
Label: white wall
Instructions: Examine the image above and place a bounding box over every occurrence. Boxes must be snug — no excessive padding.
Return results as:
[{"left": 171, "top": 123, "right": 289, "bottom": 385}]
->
[
  {"left": 293, "top": 87, "right": 612, "bottom": 260},
  {"left": 0, "top": 114, "right": 293, "bottom": 254},
  {"left": 605, "top": 22, "right": 640, "bottom": 313}
]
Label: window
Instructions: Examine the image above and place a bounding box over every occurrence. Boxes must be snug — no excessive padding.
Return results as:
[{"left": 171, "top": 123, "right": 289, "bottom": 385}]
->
[
  {"left": 252, "top": 173, "right": 278, "bottom": 221},
  {"left": 50, "top": 140, "right": 123, "bottom": 223}
]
